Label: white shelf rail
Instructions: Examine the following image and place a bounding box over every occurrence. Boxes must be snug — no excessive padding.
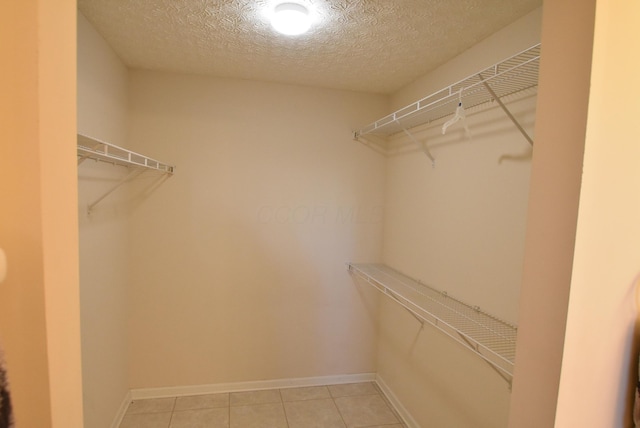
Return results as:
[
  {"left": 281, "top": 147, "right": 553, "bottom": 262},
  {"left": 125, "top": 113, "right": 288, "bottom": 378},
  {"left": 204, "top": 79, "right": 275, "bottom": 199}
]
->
[
  {"left": 354, "top": 43, "right": 541, "bottom": 159},
  {"left": 77, "top": 134, "right": 175, "bottom": 213},
  {"left": 347, "top": 263, "right": 517, "bottom": 386},
  {"left": 77, "top": 134, "right": 174, "bottom": 173}
]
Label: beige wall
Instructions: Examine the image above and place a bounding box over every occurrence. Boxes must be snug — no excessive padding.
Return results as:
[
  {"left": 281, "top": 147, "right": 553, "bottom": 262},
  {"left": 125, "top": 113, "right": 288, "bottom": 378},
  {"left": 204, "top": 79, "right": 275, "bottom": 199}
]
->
[
  {"left": 0, "top": 1, "right": 83, "bottom": 427},
  {"left": 125, "top": 72, "right": 388, "bottom": 388},
  {"left": 508, "top": 1, "right": 596, "bottom": 427},
  {"left": 378, "top": 9, "right": 541, "bottom": 427},
  {"left": 391, "top": 8, "right": 543, "bottom": 111},
  {"left": 77, "top": 12, "right": 131, "bottom": 428},
  {"left": 72, "top": 3, "right": 640, "bottom": 426},
  {"left": 554, "top": 0, "right": 640, "bottom": 426}
]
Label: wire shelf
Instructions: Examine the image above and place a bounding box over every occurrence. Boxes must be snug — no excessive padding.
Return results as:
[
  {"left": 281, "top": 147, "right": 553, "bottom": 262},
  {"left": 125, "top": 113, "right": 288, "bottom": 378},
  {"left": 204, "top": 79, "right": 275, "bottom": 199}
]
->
[
  {"left": 354, "top": 43, "right": 540, "bottom": 142},
  {"left": 77, "top": 134, "right": 174, "bottom": 174},
  {"left": 77, "top": 134, "right": 175, "bottom": 214},
  {"left": 348, "top": 263, "right": 517, "bottom": 384}
]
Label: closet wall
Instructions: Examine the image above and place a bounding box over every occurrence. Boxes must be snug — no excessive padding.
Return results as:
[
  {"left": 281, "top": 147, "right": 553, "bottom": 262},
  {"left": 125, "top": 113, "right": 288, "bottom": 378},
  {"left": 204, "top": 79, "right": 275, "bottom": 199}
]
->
[
  {"left": 0, "top": 1, "right": 82, "bottom": 426},
  {"left": 376, "top": 9, "right": 541, "bottom": 428},
  {"left": 77, "top": 13, "right": 130, "bottom": 428},
  {"left": 552, "top": 1, "right": 640, "bottom": 424},
  {"left": 124, "top": 72, "right": 388, "bottom": 389},
  {"left": 77, "top": 7, "right": 543, "bottom": 427}
]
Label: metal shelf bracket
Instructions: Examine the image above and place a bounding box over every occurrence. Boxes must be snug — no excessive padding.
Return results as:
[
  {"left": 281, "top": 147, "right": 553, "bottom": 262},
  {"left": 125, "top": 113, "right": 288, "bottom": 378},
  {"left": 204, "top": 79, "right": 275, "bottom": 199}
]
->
[
  {"left": 478, "top": 73, "right": 534, "bottom": 146},
  {"left": 396, "top": 120, "right": 436, "bottom": 167},
  {"left": 77, "top": 134, "right": 175, "bottom": 214}
]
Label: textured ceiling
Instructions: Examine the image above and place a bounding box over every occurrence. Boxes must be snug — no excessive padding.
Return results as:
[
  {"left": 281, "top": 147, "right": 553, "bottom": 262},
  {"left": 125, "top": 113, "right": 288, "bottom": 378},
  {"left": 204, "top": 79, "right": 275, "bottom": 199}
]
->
[{"left": 78, "top": 0, "right": 541, "bottom": 94}]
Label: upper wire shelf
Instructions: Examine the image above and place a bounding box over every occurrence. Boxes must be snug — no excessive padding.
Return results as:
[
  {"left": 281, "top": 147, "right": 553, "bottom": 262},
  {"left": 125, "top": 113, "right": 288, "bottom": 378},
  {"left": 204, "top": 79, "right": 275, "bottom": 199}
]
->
[
  {"left": 77, "top": 134, "right": 174, "bottom": 214},
  {"left": 354, "top": 43, "right": 540, "bottom": 144},
  {"left": 77, "top": 134, "right": 174, "bottom": 174},
  {"left": 347, "top": 262, "right": 517, "bottom": 385}
]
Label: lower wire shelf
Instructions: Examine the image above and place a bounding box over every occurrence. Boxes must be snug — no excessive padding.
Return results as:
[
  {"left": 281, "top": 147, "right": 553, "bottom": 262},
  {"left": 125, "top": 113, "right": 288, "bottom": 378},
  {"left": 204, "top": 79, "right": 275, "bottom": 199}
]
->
[{"left": 347, "top": 263, "right": 517, "bottom": 386}]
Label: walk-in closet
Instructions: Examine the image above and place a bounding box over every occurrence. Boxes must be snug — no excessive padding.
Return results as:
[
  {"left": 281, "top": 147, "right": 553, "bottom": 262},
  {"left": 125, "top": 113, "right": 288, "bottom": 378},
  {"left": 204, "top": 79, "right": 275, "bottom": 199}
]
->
[
  {"left": 77, "top": 3, "right": 540, "bottom": 425},
  {"left": 2, "top": 1, "right": 639, "bottom": 428}
]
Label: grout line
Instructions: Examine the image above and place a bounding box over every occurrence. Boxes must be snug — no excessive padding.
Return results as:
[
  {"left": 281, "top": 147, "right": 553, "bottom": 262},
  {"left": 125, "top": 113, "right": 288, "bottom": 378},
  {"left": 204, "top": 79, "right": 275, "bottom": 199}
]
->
[
  {"left": 376, "top": 388, "right": 404, "bottom": 423},
  {"left": 122, "top": 381, "right": 407, "bottom": 428},
  {"left": 277, "top": 389, "right": 290, "bottom": 428},
  {"left": 333, "top": 394, "right": 348, "bottom": 428},
  {"left": 281, "top": 399, "right": 290, "bottom": 428}
]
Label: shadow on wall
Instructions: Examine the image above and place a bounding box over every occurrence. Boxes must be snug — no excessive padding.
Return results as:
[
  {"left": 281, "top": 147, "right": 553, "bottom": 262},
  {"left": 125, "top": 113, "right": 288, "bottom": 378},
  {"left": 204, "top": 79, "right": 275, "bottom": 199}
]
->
[
  {"left": 126, "top": 173, "right": 172, "bottom": 214},
  {"left": 625, "top": 275, "right": 640, "bottom": 427},
  {"left": 375, "top": 94, "right": 537, "bottom": 165},
  {"left": 78, "top": 166, "right": 172, "bottom": 220},
  {"left": 375, "top": 296, "right": 512, "bottom": 428}
]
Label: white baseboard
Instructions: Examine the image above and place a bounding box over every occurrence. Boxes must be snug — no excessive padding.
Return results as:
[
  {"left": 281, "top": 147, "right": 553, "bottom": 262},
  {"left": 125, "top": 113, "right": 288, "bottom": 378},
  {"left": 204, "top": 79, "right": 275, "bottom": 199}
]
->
[
  {"left": 130, "top": 372, "right": 377, "bottom": 400},
  {"left": 110, "top": 389, "right": 132, "bottom": 428},
  {"left": 375, "top": 374, "right": 420, "bottom": 428}
]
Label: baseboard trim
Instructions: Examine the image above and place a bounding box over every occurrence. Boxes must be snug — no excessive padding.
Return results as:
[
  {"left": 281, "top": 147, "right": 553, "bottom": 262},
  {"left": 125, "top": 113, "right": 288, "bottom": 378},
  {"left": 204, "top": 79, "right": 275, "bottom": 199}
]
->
[
  {"left": 375, "top": 374, "right": 420, "bottom": 428},
  {"left": 110, "top": 389, "right": 132, "bottom": 428},
  {"left": 130, "top": 372, "right": 377, "bottom": 400}
]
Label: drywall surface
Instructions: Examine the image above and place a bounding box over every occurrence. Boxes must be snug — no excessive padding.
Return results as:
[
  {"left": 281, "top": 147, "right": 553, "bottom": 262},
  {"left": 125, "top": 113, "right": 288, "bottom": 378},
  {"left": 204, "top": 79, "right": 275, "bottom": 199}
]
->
[
  {"left": 0, "top": 3, "right": 51, "bottom": 425},
  {"left": 377, "top": 8, "right": 541, "bottom": 428},
  {"left": 391, "top": 7, "right": 542, "bottom": 111},
  {"left": 508, "top": 1, "right": 595, "bottom": 426},
  {"left": 554, "top": 0, "right": 640, "bottom": 426},
  {"left": 0, "top": 0, "right": 83, "bottom": 427},
  {"left": 126, "top": 72, "right": 388, "bottom": 388},
  {"left": 77, "top": 12, "right": 130, "bottom": 428}
]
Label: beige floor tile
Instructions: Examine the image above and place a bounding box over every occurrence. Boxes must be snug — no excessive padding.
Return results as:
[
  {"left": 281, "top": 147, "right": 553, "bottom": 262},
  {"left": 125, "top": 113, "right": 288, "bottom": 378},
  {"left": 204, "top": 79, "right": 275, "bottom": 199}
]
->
[
  {"left": 284, "top": 398, "right": 346, "bottom": 428},
  {"left": 175, "top": 393, "right": 230, "bottom": 410},
  {"left": 170, "top": 408, "right": 230, "bottom": 428},
  {"left": 230, "top": 403, "right": 288, "bottom": 428},
  {"left": 119, "top": 411, "right": 172, "bottom": 428},
  {"left": 280, "top": 386, "right": 331, "bottom": 402},
  {"left": 334, "top": 394, "right": 399, "bottom": 427},
  {"left": 230, "top": 389, "right": 282, "bottom": 406},
  {"left": 118, "top": 384, "right": 405, "bottom": 428},
  {"left": 328, "top": 382, "right": 378, "bottom": 398},
  {"left": 126, "top": 397, "right": 176, "bottom": 414}
]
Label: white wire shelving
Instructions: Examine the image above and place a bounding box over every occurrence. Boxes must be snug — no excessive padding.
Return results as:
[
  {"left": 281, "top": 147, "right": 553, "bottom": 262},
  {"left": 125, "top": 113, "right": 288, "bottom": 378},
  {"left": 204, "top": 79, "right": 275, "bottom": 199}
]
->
[
  {"left": 77, "top": 134, "right": 174, "bottom": 173},
  {"left": 77, "top": 134, "right": 175, "bottom": 213},
  {"left": 354, "top": 44, "right": 541, "bottom": 161},
  {"left": 347, "top": 262, "right": 517, "bottom": 386}
]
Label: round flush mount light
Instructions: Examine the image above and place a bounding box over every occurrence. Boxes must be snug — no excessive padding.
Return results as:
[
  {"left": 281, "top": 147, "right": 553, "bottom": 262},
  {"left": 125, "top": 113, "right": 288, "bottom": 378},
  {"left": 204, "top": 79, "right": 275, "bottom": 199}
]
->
[{"left": 270, "top": 2, "right": 312, "bottom": 36}]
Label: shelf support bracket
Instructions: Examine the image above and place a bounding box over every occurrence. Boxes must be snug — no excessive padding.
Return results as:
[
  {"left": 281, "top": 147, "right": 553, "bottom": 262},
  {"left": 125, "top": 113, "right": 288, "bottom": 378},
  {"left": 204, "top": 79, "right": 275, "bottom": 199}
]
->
[
  {"left": 478, "top": 73, "right": 534, "bottom": 146},
  {"left": 457, "top": 331, "right": 512, "bottom": 388},
  {"left": 395, "top": 120, "right": 435, "bottom": 167},
  {"left": 87, "top": 168, "right": 145, "bottom": 215},
  {"left": 385, "top": 287, "right": 426, "bottom": 326}
]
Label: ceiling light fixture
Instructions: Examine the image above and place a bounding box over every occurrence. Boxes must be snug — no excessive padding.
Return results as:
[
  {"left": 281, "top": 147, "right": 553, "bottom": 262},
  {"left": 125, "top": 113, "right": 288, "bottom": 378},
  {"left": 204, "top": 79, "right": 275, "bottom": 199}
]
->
[{"left": 271, "top": 2, "right": 312, "bottom": 36}]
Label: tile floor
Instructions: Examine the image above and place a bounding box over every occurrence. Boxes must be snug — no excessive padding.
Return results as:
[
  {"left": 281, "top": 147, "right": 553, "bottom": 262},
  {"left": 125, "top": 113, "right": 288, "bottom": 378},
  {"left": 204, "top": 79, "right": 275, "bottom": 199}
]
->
[{"left": 119, "top": 381, "right": 406, "bottom": 428}]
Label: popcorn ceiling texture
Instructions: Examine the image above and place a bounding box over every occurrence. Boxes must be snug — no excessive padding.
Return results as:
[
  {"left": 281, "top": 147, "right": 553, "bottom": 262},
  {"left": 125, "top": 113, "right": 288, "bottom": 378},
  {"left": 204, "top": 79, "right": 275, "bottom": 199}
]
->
[{"left": 78, "top": 0, "right": 540, "bottom": 94}]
